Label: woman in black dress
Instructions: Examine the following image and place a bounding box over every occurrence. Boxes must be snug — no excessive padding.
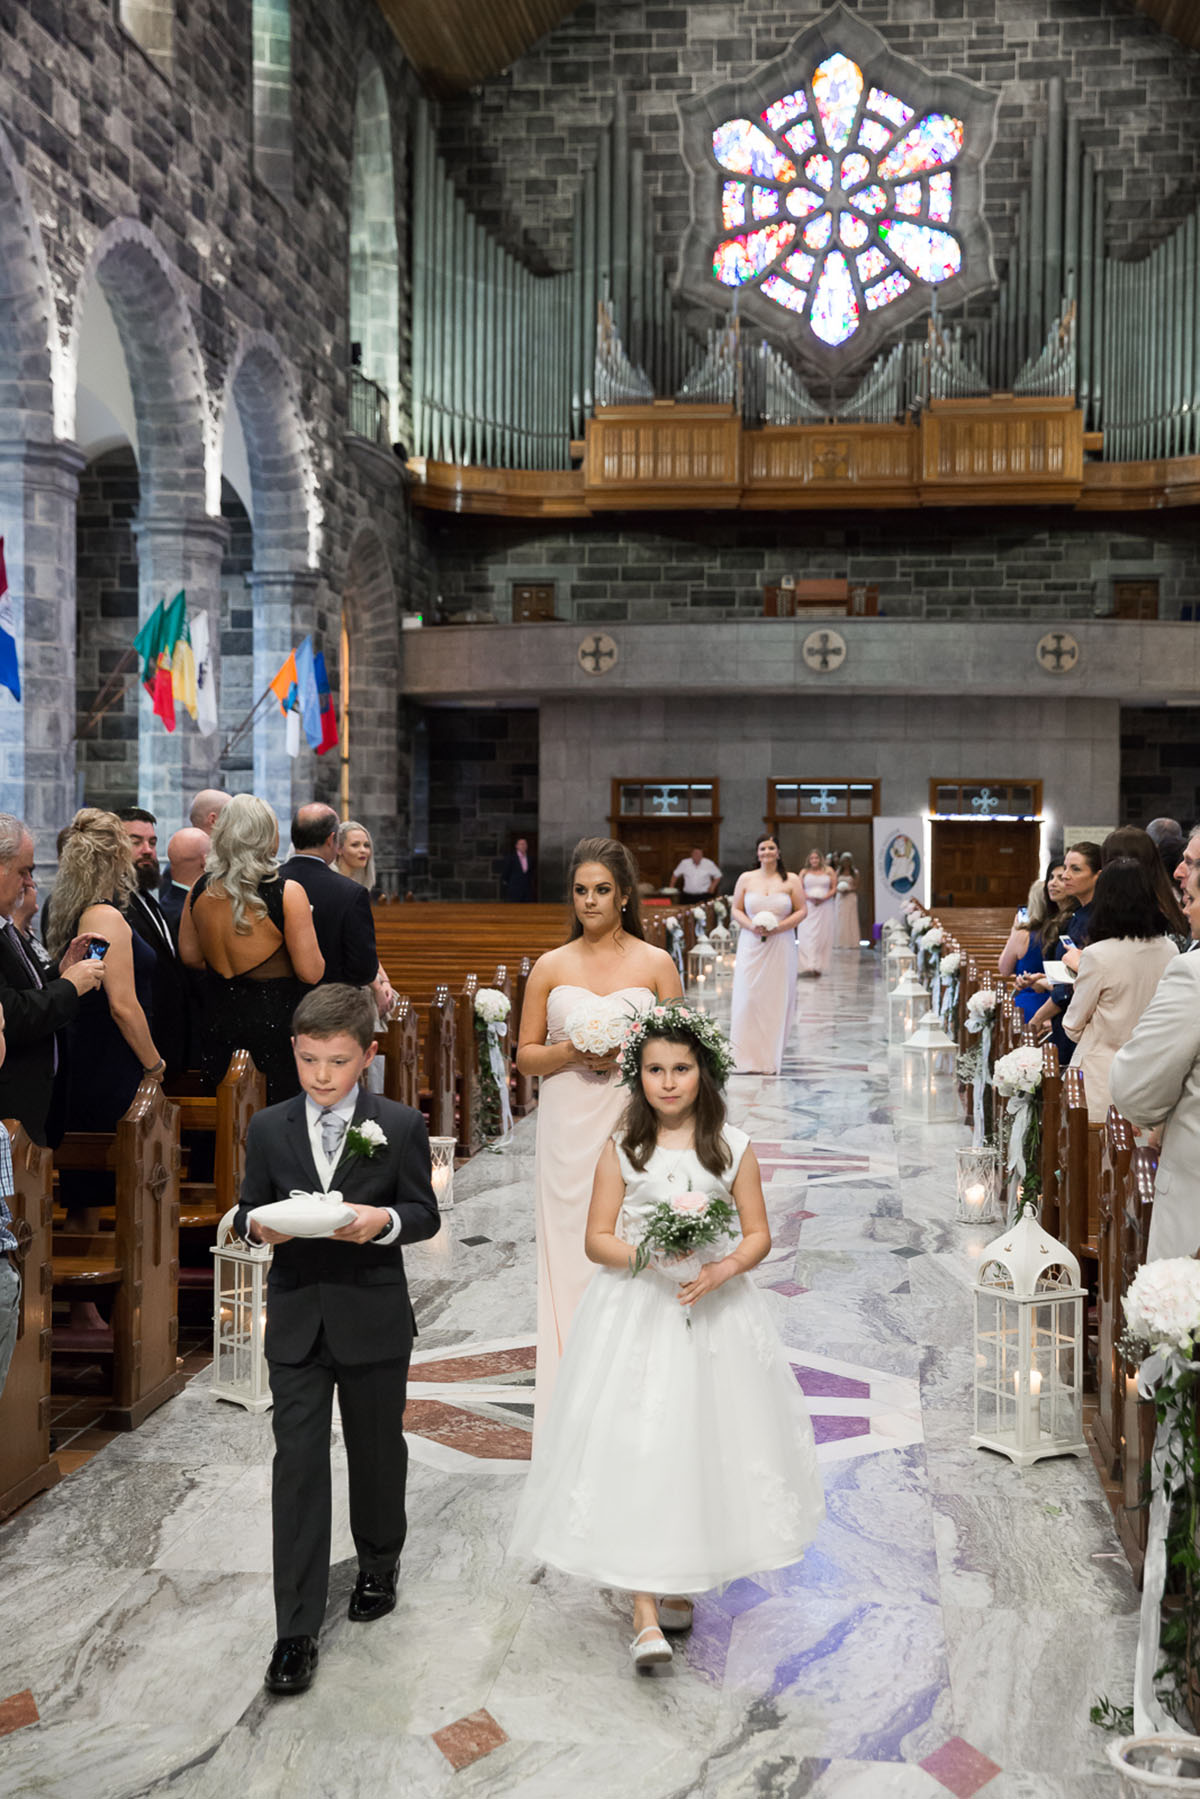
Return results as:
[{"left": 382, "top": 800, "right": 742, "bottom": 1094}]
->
[{"left": 178, "top": 794, "right": 324, "bottom": 1101}]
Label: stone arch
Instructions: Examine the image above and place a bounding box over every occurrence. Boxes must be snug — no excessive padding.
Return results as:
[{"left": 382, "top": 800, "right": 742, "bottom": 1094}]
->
[
  {"left": 342, "top": 521, "right": 400, "bottom": 876},
  {"left": 0, "top": 121, "right": 55, "bottom": 442},
  {"left": 350, "top": 52, "right": 400, "bottom": 438},
  {"left": 66, "top": 218, "right": 209, "bottom": 513},
  {"left": 219, "top": 330, "right": 316, "bottom": 571}
]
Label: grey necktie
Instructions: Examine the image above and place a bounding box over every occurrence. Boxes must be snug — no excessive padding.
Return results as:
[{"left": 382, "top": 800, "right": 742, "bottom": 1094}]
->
[{"left": 320, "top": 1109, "right": 346, "bottom": 1164}]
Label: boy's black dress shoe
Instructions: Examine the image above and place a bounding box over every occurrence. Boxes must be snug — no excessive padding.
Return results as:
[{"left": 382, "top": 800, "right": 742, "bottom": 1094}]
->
[
  {"left": 264, "top": 1636, "right": 318, "bottom": 1694},
  {"left": 348, "top": 1569, "right": 397, "bottom": 1622}
]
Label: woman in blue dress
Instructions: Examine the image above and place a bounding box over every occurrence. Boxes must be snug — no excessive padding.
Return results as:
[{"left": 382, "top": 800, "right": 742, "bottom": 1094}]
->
[{"left": 998, "top": 863, "right": 1071, "bottom": 1024}]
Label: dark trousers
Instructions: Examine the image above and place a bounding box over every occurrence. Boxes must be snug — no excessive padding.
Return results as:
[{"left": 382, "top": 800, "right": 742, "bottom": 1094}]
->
[{"left": 268, "top": 1332, "right": 411, "bottom": 1638}]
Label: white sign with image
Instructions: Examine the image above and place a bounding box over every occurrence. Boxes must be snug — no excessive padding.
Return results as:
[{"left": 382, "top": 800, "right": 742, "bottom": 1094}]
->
[{"left": 873, "top": 816, "right": 927, "bottom": 928}]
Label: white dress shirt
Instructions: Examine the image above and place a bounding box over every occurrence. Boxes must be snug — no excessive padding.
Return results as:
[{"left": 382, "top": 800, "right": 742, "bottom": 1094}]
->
[
  {"left": 305, "top": 1090, "right": 400, "bottom": 1244},
  {"left": 672, "top": 856, "right": 721, "bottom": 895}
]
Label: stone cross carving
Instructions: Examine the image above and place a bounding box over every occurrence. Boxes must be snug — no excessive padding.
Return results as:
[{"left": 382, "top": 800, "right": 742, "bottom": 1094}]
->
[
  {"left": 1036, "top": 630, "right": 1080, "bottom": 674},
  {"left": 577, "top": 633, "right": 619, "bottom": 675},
  {"left": 802, "top": 628, "right": 847, "bottom": 673}
]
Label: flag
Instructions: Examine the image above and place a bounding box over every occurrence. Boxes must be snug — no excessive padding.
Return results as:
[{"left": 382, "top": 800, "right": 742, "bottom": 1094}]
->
[
  {"left": 312, "top": 649, "right": 338, "bottom": 755},
  {"left": 293, "top": 635, "right": 322, "bottom": 752},
  {"left": 269, "top": 643, "right": 303, "bottom": 759},
  {"left": 191, "top": 609, "right": 218, "bottom": 736},
  {"left": 133, "top": 589, "right": 189, "bottom": 732},
  {"left": 0, "top": 539, "right": 19, "bottom": 702}
]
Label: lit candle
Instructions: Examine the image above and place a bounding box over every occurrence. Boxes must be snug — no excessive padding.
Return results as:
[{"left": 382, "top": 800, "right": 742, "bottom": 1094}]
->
[
  {"left": 1013, "top": 1368, "right": 1042, "bottom": 1436},
  {"left": 963, "top": 1182, "right": 987, "bottom": 1216}
]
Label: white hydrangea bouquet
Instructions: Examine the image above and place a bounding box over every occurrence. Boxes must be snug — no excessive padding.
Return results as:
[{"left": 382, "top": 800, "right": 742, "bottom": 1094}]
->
[
  {"left": 937, "top": 949, "right": 961, "bottom": 1032},
  {"left": 1120, "top": 1259, "right": 1200, "bottom": 1733},
  {"left": 473, "top": 988, "right": 513, "bottom": 1144},
  {"left": 993, "top": 1044, "right": 1044, "bottom": 1219},
  {"left": 963, "top": 986, "right": 999, "bottom": 1144},
  {"left": 750, "top": 910, "right": 780, "bottom": 934}
]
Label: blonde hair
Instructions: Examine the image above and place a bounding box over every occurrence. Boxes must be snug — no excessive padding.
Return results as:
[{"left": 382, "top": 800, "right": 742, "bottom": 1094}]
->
[
  {"left": 204, "top": 794, "right": 281, "bottom": 933},
  {"left": 336, "top": 819, "right": 375, "bottom": 890},
  {"left": 47, "top": 808, "right": 137, "bottom": 959}
]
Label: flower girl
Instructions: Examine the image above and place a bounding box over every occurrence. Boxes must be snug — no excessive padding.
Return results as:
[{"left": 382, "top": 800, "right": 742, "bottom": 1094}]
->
[{"left": 509, "top": 1002, "right": 823, "bottom": 1670}]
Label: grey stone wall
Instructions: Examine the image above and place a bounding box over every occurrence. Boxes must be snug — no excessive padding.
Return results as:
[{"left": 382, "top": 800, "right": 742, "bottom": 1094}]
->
[
  {"left": 75, "top": 446, "right": 139, "bottom": 812},
  {"left": 414, "top": 707, "right": 540, "bottom": 901},
  {"left": 427, "top": 509, "right": 1200, "bottom": 625},
  {"left": 433, "top": 0, "right": 1200, "bottom": 279},
  {"left": 1120, "top": 706, "right": 1200, "bottom": 831},
  {"left": 217, "top": 482, "right": 255, "bottom": 791}
]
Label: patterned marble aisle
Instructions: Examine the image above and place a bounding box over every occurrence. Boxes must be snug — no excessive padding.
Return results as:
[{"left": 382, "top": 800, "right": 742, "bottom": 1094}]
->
[{"left": 0, "top": 953, "right": 1136, "bottom": 1797}]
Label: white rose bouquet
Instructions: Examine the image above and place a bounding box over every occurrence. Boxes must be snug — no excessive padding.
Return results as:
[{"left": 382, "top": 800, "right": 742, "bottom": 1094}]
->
[
  {"left": 993, "top": 1044, "right": 1044, "bottom": 1219},
  {"left": 837, "top": 878, "right": 852, "bottom": 895},
  {"left": 474, "top": 987, "right": 511, "bottom": 1024},
  {"left": 966, "top": 988, "right": 998, "bottom": 1027},
  {"left": 993, "top": 1045, "right": 1043, "bottom": 1097},
  {"left": 964, "top": 987, "right": 998, "bottom": 1145},
  {"left": 565, "top": 1000, "right": 630, "bottom": 1057},
  {"left": 750, "top": 910, "right": 779, "bottom": 933},
  {"left": 474, "top": 990, "right": 513, "bottom": 1145},
  {"left": 918, "top": 925, "right": 944, "bottom": 950},
  {"left": 939, "top": 951, "right": 961, "bottom": 977},
  {"left": 1125, "top": 1260, "right": 1200, "bottom": 1362}
]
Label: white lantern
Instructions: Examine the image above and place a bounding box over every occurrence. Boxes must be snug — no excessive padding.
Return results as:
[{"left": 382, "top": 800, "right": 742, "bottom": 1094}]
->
[
  {"left": 888, "top": 970, "right": 930, "bottom": 1046},
  {"left": 430, "top": 1136, "right": 456, "bottom": 1211},
  {"left": 971, "top": 1211, "right": 1087, "bottom": 1469},
  {"left": 886, "top": 938, "right": 917, "bottom": 989},
  {"left": 901, "top": 1011, "right": 960, "bottom": 1122},
  {"left": 956, "top": 1145, "right": 1001, "bottom": 1225},
  {"left": 210, "top": 1209, "right": 272, "bottom": 1413},
  {"left": 686, "top": 938, "right": 717, "bottom": 989}
]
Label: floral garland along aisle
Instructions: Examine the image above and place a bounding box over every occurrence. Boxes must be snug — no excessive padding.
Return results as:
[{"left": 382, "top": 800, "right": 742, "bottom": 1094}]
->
[
  {"left": 992, "top": 1045, "right": 1043, "bottom": 1223},
  {"left": 474, "top": 987, "right": 514, "bottom": 1146}
]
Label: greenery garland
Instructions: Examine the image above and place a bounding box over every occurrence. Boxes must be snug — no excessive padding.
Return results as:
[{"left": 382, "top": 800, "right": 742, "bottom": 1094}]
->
[{"left": 473, "top": 1017, "right": 502, "bottom": 1144}]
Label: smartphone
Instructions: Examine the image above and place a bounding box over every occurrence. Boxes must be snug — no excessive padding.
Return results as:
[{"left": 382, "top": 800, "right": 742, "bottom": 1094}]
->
[
  {"left": 1016, "top": 907, "right": 1030, "bottom": 926},
  {"left": 85, "top": 939, "right": 109, "bottom": 960},
  {"left": 1058, "top": 937, "right": 1075, "bottom": 954}
]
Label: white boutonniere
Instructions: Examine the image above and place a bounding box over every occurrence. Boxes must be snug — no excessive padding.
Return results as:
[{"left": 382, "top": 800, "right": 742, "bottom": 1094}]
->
[{"left": 345, "top": 1119, "right": 387, "bottom": 1160}]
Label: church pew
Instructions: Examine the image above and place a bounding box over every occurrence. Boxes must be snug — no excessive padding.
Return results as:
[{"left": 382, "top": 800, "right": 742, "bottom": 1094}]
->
[
  {"left": 51, "top": 1079, "right": 185, "bottom": 1430},
  {"left": 0, "top": 1124, "right": 59, "bottom": 1520},
  {"left": 382, "top": 997, "right": 421, "bottom": 1110},
  {"left": 455, "top": 973, "right": 481, "bottom": 1154},
  {"left": 1039, "top": 1044, "right": 1062, "bottom": 1235},
  {"left": 1092, "top": 1109, "right": 1135, "bottom": 1481},
  {"left": 1057, "top": 1066, "right": 1101, "bottom": 1270},
  {"left": 170, "top": 1052, "right": 267, "bottom": 1279},
  {"left": 511, "top": 956, "right": 535, "bottom": 1116},
  {"left": 422, "top": 986, "right": 456, "bottom": 1140},
  {"left": 1117, "top": 1146, "right": 1158, "bottom": 1584}
]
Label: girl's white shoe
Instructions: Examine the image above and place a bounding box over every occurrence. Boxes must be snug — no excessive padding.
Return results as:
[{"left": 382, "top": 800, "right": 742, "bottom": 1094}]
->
[
  {"left": 630, "top": 1626, "right": 673, "bottom": 1670},
  {"left": 657, "top": 1598, "right": 694, "bottom": 1633}
]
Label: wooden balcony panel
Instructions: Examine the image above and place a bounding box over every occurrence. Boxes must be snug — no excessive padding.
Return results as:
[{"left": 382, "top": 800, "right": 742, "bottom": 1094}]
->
[
  {"left": 919, "top": 397, "right": 1084, "bottom": 504},
  {"left": 1078, "top": 453, "right": 1200, "bottom": 510},
  {"left": 406, "top": 459, "right": 587, "bottom": 517},
  {"left": 745, "top": 423, "right": 919, "bottom": 508},
  {"left": 584, "top": 404, "right": 742, "bottom": 509}
]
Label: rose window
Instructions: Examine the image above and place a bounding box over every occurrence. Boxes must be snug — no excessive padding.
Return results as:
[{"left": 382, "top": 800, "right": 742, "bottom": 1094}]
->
[{"left": 709, "top": 52, "right": 966, "bottom": 348}]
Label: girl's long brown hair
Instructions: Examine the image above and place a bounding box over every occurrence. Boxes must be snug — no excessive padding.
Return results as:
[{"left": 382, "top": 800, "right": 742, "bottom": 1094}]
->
[
  {"left": 620, "top": 1027, "right": 731, "bottom": 1177},
  {"left": 566, "top": 836, "right": 645, "bottom": 941}
]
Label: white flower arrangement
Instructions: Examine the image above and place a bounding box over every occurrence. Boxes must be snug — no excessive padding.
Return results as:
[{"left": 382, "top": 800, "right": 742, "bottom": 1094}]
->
[
  {"left": 918, "top": 925, "right": 944, "bottom": 949},
  {"left": 836, "top": 879, "right": 852, "bottom": 895},
  {"left": 939, "top": 950, "right": 961, "bottom": 976},
  {"left": 565, "top": 999, "right": 631, "bottom": 1056},
  {"left": 1124, "top": 1259, "right": 1200, "bottom": 1359},
  {"left": 474, "top": 987, "right": 511, "bottom": 1024},
  {"left": 966, "top": 988, "right": 998, "bottom": 1020},
  {"left": 345, "top": 1118, "right": 387, "bottom": 1160},
  {"left": 750, "top": 910, "right": 779, "bottom": 933},
  {"left": 992, "top": 1045, "right": 1043, "bottom": 1097}
]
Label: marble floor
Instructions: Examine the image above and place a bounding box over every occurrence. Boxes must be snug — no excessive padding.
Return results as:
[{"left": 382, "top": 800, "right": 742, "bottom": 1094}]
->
[{"left": 0, "top": 953, "right": 1138, "bottom": 1797}]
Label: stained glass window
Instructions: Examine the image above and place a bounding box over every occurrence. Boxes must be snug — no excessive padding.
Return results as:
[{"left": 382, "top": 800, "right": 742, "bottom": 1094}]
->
[{"left": 704, "top": 48, "right": 967, "bottom": 347}]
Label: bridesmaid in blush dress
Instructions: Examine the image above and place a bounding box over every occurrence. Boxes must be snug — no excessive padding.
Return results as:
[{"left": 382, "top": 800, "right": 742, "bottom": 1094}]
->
[
  {"left": 517, "top": 837, "right": 682, "bottom": 1433},
  {"left": 795, "top": 848, "right": 837, "bottom": 977},
  {"left": 729, "top": 835, "right": 806, "bottom": 1074},
  {"left": 834, "top": 853, "right": 861, "bottom": 949}
]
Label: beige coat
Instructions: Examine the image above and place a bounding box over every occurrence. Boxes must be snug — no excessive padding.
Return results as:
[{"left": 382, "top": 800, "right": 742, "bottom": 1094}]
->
[
  {"left": 1109, "top": 948, "right": 1200, "bottom": 1261},
  {"left": 1063, "top": 935, "right": 1179, "bottom": 1124}
]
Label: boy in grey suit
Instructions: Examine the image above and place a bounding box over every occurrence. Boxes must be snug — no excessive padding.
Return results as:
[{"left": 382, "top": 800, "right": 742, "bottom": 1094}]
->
[{"left": 235, "top": 984, "right": 440, "bottom": 1695}]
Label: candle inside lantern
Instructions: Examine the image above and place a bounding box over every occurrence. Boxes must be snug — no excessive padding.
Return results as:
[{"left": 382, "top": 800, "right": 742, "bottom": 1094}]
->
[
  {"left": 431, "top": 1165, "right": 451, "bottom": 1197},
  {"left": 1013, "top": 1367, "right": 1042, "bottom": 1436},
  {"left": 963, "top": 1182, "right": 987, "bottom": 1215}
]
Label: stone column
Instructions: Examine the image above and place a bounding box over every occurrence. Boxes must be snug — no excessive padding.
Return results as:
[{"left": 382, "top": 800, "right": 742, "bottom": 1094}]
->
[
  {"left": 247, "top": 568, "right": 320, "bottom": 831},
  {"left": 0, "top": 438, "right": 86, "bottom": 858},
  {"left": 131, "top": 513, "right": 230, "bottom": 833}
]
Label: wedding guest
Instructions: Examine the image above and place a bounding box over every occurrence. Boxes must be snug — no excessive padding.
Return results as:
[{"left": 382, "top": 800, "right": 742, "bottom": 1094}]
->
[
  {"left": 502, "top": 836, "right": 535, "bottom": 903},
  {"left": 11, "top": 870, "right": 51, "bottom": 973},
  {"left": 729, "top": 835, "right": 805, "bottom": 1073},
  {"left": 0, "top": 1012, "right": 18, "bottom": 1401},
  {"left": 282, "top": 805, "right": 379, "bottom": 988},
  {"left": 670, "top": 847, "right": 721, "bottom": 899},
  {"left": 237, "top": 984, "right": 441, "bottom": 1696},
  {"left": 188, "top": 788, "right": 233, "bottom": 835},
  {"left": 180, "top": 795, "right": 324, "bottom": 1102},
  {"left": 1102, "top": 825, "right": 1187, "bottom": 940},
  {"left": 335, "top": 820, "right": 376, "bottom": 891},
  {"left": 1028, "top": 841, "right": 1102, "bottom": 1056},
  {"left": 1062, "top": 859, "right": 1179, "bottom": 1122},
  {"left": 1175, "top": 825, "right": 1200, "bottom": 901},
  {"left": 510, "top": 1004, "right": 823, "bottom": 1669},
  {"left": 516, "top": 837, "right": 680, "bottom": 1435},
  {"left": 1147, "top": 816, "right": 1184, "bottom": 880},
  {"left": 1111, "top": 866, "right": 1200, "bottom": 1260},
  {"left": 999, "top": 863, "right": 1071, "bottom": 1023},
  {"left": 0, "top": 814, "right": 105, "bottom": 1146},
  {"left": 795, "top": 847, "right": 836, "bottom": 977},
  {"left": 118, "top": 807, "right": 191, "bottom": 1077},
  {"left": 833, "top": 852, "right": 860, "bottom": 949},
  {"left": 158, "top": 827, "right": 211, "bottom": 942}
]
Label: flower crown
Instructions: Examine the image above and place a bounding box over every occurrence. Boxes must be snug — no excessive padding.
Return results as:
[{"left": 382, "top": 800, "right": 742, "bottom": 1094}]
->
[{"left": 617, "top": 1001, "right": 736, "bottom": 1089}]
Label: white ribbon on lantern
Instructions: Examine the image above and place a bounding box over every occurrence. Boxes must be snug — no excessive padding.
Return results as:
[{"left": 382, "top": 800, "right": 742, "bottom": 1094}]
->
[
  {"left": 1133, "top": 1350, "right": 1185, "bottom": 1736},
  {"left": 1004, "top": 1092, "right": 1032, "bottom": 1221},
  {"left": 484, "top": 1021, "right": 514, "bottom": 1145},
  {"left": 972, "top": 1019, "right": 992, "bottom": 1147}
]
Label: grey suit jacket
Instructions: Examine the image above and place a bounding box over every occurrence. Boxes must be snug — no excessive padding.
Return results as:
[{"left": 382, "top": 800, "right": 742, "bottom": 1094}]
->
[
  {"left": 1110, "top": 951, "right": 1200, "bottom": 1260},
  {"left": 234, "top": 1089, "right": 440, "bottom": 1364}
]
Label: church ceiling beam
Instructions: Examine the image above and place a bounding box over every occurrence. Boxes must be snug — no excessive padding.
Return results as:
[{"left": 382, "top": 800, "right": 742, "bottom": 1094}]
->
[{"left": 375, "top": 0, "right": 584, "bottom": 95}]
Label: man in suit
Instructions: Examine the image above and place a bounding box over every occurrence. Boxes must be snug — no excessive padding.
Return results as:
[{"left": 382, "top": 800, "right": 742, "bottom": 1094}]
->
[
  {"left": 158, "top": 827, "right": 210, "bottom": 943},
  {"left": 0, "top": 814, "right": 106, "bottom": 1144},
  {"left": 281, "top": 804, "right": 379, "bottom": 988},
  {"left": 235, "top": 984, "right": 440, "bottom": 1695},
  {"left": 117, "top": 808, "right": 191, "bottom": 1077},
  {"left": 1112, "top": 865, "right": 1200, "bottom": 1260},
  {"left": 501, "top": 836, "right": 535, "bottom": 902}
]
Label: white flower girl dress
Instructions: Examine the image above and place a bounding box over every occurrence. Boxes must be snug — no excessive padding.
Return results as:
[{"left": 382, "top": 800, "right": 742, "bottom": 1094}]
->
[{"left": 509, "top": 1124, "right": 824, "bottom": 1593}]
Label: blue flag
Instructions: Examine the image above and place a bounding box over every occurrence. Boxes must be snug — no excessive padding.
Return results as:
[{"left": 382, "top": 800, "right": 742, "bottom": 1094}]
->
[{"left": 0, "top": 539, "right": 19, "bottom": 701}]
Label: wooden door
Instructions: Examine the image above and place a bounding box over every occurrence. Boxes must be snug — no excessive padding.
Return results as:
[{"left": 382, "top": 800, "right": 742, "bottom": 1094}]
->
[
  {"left": 931, "top": 822, "right": 1039, "bottom": 909},
  {"left": 617, "top": 823, "right": 719, "bottom": 891}
]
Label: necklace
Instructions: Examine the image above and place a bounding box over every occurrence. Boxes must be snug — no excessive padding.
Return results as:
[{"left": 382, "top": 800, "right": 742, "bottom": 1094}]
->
[{"left": 657, "top": 1140, "right": 695, "bottom": 1186}]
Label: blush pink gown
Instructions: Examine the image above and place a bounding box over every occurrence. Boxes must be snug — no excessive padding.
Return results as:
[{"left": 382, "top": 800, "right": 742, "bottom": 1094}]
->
[
  {"left": 729, "top": 891, "right": 798, "bottom": 1075},
  {"left": 835, "top": 881, "right": 861, "bottom": 948},
  {"left": 533, "top": 983, "right": 655, "bottom": 1433},
  {"left": 796, "top": 872, "right": 836, "bottom": 975}
]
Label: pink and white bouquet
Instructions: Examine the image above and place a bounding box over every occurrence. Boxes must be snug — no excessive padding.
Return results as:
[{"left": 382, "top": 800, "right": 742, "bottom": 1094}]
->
[
  {"left": 966, "top": 987, "right": 998, "bottom": 1029},
  {"left": 1124, "top": 1259, "right": 1200, "bottom": 1362},
  {"left": 993, "top": 1045, "right": 1043, "bottom": 1098},
  {"left": 565, "top": 999, "right": 630, "bottom": 1058},
  {"left": 631, "top": 1190, "right": 739, "bottom": 1322}
]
